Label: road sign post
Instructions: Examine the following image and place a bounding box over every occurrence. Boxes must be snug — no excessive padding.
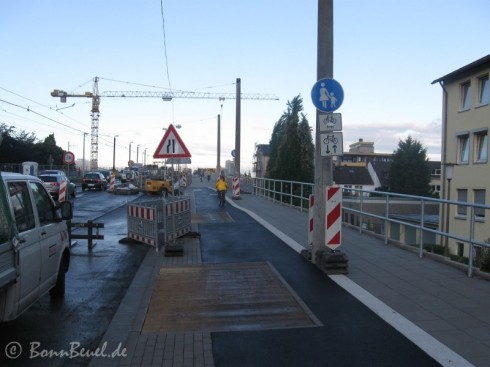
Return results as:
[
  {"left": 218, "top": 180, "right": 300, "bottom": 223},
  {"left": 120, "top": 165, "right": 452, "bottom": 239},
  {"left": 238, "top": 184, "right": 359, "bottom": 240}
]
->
[{"left": 310, "top": 0, "right": 347, "bottom": 274}]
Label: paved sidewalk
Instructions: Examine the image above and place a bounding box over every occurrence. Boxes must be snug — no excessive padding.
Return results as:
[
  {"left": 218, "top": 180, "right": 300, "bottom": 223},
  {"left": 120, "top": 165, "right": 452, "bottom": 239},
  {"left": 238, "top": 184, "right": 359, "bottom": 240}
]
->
[{"left": 91, "top": 178, "right": 490, "bottom": 367}]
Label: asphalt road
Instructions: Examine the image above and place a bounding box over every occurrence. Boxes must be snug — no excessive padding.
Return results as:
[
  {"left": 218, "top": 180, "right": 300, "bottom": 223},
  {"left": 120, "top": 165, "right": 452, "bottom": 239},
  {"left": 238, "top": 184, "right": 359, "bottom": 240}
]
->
[{"left": 0, "top": 189, "right": 148, "bottom": 367}]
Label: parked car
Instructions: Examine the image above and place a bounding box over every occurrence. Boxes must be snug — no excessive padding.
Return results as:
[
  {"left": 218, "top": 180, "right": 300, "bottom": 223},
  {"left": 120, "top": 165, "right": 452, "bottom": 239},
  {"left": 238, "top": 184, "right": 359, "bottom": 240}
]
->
[
  {"left": 121, "top": 169, "right": 139, "bottom": 183},
  {"left": 39, "top": 169, "right": 66, "bottom": 176},
  {"left": 39, "top": 174, "right": 76, "bottom": 199},
  {"left": 0, "top": 171, "right": 73, "bottom": 321},
  {"left": 98, "top": 170, "right": 112, "bottom": 183},
  {"left": 82, "top": 172, "right": 108, "bottom": 191}
]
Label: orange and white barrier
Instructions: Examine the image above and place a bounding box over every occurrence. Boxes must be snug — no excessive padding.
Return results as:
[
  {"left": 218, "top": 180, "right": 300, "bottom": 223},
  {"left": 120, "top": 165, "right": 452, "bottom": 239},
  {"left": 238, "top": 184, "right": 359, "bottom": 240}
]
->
[
  {"left": 325, "top": 186, "right": 342, "bottom": 250},
  {"left": 59, "top": 180, "right": 67, "bottom": 202},
  {"left": 232, "top": 177, "right": 240, "bottom": 198}
]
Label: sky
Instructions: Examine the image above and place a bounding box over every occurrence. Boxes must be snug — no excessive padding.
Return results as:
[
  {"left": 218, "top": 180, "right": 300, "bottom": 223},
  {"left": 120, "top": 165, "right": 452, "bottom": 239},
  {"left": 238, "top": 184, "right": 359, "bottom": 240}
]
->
[{"left": 1, "top": 0, "right": 489, "bottom": 174}]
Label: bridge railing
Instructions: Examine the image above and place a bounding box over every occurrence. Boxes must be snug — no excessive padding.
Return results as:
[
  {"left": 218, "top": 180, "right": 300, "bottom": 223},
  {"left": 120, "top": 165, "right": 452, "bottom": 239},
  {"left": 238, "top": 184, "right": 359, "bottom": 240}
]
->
[{"left": 251, "top": 177, "right": 490, "bottom": 277}]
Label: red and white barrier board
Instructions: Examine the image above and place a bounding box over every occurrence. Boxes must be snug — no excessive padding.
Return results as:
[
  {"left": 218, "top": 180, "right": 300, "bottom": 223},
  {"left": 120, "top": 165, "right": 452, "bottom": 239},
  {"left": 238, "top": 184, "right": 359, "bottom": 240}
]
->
[
  {"left": 127, "top": 197, "right": 191, "bottom": 251},
  {"left": 59, "top": 180, "right": 67, "bottom": 202},
  {"left": 109, "top": 176, "right": 115, "bottom": 192},
  {"left": 308, "top": 194, "right": 314, "bottom": 249},
  {"left": 232, "top": 177, "right": 240, "bottom": 197},
  {"left": 325, "top": 186, "right": 342, "bottom": 250}
]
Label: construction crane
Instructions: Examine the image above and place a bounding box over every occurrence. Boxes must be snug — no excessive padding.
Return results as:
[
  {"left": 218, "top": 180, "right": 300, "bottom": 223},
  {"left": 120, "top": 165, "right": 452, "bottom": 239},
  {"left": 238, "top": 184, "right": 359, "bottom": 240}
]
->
[{"left": 51, "top": 76, "right": 278, "bottom": 170}]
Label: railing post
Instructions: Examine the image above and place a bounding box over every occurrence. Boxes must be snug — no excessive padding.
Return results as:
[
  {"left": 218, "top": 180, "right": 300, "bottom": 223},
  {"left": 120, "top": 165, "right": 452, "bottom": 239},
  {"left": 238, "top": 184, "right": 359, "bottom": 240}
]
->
[
  {"left": 419, "top": 200, "right": 425, "bottom": 258},
  {"left": 384, "top": 195, "right": 389, "bottom": 245},
  {"left": 360, "top": 193, "right": 364, "bottom": 235},
  {"left": 468, "top": 207, "right": 475, "bottom": 277}
]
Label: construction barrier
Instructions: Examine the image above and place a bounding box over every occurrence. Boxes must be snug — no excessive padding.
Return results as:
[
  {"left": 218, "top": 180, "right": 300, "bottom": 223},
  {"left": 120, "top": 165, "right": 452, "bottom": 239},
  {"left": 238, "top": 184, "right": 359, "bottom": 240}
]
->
[
  {"left": 232, "top": 177, "right": 240, "bottom": 198},
  {"left": 59, "top": 180, "right": 67, "bottom": 202},
  {"left": 325, "top": 186, "right": 342, "bottom": 250},
  {"left": 109, "top": 176, "right": 115, "bottom": 192},
  {"left": 127, "top": 196, "right": 191, "bottom": 251},
  {"left": 308, "top": 194, "right": 314, "bottom": 249}
]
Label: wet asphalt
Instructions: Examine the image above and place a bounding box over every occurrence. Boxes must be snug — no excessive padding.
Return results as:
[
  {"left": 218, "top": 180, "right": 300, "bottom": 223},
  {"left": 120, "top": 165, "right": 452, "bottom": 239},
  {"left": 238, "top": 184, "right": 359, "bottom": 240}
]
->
[{"left": 194, "top": 187, "right": 441, "bottom": 367}]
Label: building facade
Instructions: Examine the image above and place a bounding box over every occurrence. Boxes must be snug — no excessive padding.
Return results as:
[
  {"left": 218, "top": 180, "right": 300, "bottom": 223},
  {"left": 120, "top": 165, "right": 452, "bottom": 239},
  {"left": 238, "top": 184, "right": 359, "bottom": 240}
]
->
[{"left": 433, "top": 54, "right": 490, "bottom": 257}]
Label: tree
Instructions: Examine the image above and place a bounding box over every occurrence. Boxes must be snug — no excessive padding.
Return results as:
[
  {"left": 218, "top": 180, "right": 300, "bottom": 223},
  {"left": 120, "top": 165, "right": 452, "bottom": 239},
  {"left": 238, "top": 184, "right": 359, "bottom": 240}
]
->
[
  {"left": 0, "top": 124, "right": 65, "bottom": 166},
  {"left": 266, "top": 95, "right": 313, "bottom": 182},
  {"left": 388, "top": 136, "right": 432, "bottom": 196}
]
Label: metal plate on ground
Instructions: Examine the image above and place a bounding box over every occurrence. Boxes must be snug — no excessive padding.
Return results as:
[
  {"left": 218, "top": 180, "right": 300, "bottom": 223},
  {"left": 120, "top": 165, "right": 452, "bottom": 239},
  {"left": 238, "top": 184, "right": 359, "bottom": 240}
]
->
[
  {"left": 191, "top": 212, "right": 234, "bottom": 224},
  {"left": 142, "top": 262, "right": 321, "bottom": 333}
]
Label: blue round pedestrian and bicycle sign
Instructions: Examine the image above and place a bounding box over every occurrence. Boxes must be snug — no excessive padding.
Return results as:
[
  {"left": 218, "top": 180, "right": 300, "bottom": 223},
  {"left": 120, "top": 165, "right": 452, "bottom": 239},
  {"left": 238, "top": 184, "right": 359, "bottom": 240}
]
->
[{"left": 311, "top": 77, "right": 344, "bottom": 112}]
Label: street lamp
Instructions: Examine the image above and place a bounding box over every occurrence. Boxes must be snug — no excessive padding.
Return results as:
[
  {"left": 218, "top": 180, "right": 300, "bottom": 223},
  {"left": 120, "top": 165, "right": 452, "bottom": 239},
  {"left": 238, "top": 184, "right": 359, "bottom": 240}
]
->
[
  {"left": 444, "top": 163, "right": 455, "bottom": 255},
  {"left": 113, "top": 135, "right": 119, "bottom": 173}
]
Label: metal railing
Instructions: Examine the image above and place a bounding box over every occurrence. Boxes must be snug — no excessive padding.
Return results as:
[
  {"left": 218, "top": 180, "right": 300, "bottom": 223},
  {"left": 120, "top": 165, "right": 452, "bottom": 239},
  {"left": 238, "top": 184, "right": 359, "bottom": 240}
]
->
[
  {"left": 253, "top": 177, "right": 314, "bottom": 211},
  {"left": 252, "top": 177, "right": 490, "bottom": 277}
]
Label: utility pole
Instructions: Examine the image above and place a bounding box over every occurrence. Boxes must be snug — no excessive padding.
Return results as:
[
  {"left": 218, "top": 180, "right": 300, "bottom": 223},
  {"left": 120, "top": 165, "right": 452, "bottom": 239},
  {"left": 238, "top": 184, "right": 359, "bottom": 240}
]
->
[
  {"left": 217, "top": 114, "right": 221, "bottom": 174},
  {"left": 311, "top": 0, "right": 348, "bottom": 273},
  {"left": 312, "top": 0, "right": 334, "bottom": 264},
  {"left": 235, "top": 78, "right": 241, "bottom": 181}
]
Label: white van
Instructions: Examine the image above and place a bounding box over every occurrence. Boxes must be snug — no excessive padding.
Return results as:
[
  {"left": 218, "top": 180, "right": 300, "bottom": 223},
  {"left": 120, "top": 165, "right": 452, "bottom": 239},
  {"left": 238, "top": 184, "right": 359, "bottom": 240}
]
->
[{"left": 0, "top": 172, "right": 73, "bottom": 322}]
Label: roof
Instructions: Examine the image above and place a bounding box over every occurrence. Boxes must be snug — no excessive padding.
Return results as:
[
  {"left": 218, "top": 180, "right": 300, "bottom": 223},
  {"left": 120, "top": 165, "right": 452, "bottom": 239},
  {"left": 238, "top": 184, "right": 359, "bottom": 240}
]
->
[
  {"left": 333, "top": 166, "right": 373, "bottom": 185},
  {"left": 369, "top": 161, "right": 391, "bottom": 187},
  {"left": 255, "top": 144, "right": 270, "bottom": 155},
  {"left": 432, "top": 54, "right": 490, "bottom": 85}
]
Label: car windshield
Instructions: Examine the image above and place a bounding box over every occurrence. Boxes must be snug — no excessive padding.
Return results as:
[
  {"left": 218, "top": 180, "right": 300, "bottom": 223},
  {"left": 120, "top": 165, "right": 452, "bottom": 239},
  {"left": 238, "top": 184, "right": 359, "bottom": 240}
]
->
[
  {"left": 85, "top": 174, "right": 99, "bottom": 179},
  {"left": 40, "top": 176, "right": 57, "bottom": 183}
]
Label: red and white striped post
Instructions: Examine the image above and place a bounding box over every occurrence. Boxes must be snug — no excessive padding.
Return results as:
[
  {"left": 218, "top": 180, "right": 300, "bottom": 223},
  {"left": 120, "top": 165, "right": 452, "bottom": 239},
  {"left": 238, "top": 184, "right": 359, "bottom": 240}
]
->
[
  {"left": 59, "top": 180, "right": 67, "bottom": 202},
  {"left": 325, "top": 186, "right": 342, "bottom": 250},
  {"left": 109, "top": 175, "right": 115, "bottom": 192},
  {"left": 232, "top": 177, "right": 240, "bottom": 199},
  {"left": 308, "top": 194, "right": 314, "bottom": 249}
]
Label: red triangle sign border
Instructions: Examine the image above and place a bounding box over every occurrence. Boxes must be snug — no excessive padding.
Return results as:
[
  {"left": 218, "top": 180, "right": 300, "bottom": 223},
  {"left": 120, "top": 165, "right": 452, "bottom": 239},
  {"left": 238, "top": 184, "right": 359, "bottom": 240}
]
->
[{"left": 153, "top": 124, "right": 192, "bottom": 158}]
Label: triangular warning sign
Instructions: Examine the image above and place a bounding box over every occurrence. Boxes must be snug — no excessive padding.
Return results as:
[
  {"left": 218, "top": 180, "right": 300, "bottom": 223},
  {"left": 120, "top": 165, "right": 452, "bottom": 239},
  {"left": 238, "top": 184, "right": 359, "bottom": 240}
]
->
[{"left": 153, "top": 124, "right": 191, "bottom": 158}]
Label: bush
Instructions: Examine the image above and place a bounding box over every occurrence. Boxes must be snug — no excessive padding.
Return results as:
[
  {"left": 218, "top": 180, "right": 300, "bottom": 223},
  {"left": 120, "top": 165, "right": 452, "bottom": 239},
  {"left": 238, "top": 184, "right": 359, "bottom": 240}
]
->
[
  {"left": 479, "top": 248, "right": 490, "bottom": 272},
  {"left": 423, "top": 244, "right": 445, "bottom": 255}
]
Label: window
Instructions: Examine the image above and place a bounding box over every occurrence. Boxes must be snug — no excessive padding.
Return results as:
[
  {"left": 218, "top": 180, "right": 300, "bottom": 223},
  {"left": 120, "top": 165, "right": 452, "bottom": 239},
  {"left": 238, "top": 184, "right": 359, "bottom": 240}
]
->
[
  {"left": 474, "top": 189, "right": 486, "bottom": 219},
  {"left": 457, "top": 242, "right": 464, "bottom": 257},
  {"left": 30, "top": 182, "right": 55, "bottom": 224},
  {"left": 457, "top": 189, "right": 468, "bottom": 216},
  {"left": 478, "top": 75, "right": 489, "bottom": 106},
  {"left": 8, "top": 181, "right": 35, "bottom": 232},
  {"left": 461, "top": 82, "right": 472, "bottom": 110},
  {"left": 474, "top": 130, "right": 488, "bottom": 162},
  {"left": 457, "top": 134, "right": 470, "bottom": 163}
]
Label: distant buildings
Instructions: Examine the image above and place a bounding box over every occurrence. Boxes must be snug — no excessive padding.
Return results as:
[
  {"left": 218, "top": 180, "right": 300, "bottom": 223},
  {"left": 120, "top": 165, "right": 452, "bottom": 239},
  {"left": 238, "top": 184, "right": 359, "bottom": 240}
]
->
[{"left": 253, "top": 138, "right": 441, "bottom": 196}]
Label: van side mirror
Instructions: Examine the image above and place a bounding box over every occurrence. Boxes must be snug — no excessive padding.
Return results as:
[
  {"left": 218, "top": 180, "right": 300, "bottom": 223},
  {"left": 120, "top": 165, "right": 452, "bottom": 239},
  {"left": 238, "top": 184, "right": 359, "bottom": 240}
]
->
[{"left": 59, "top": 201, "right": 73, "bottom": 220}]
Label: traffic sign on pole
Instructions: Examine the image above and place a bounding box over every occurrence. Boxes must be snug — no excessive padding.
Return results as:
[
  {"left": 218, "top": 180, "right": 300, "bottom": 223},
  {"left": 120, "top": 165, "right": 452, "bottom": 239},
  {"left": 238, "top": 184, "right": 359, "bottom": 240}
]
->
[
  {"left": 319, "top": 113, "right": 342, "bottom": 131},
  {"left": 154, "top": 124, "right": 191, "bottom": 159},
  {"left": 63, "top": 151, "right": 75, "bottom": 165},
  {"left": 311, "top": 78, "right": 344, "bottom": 112},
  {"left": 320, "top": 132, "right": 343, "bottom": 156}
]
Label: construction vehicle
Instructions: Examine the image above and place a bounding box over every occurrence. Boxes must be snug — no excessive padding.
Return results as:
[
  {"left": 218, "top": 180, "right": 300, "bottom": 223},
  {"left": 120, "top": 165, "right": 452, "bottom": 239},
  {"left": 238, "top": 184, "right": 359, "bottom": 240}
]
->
[{"left": 144, "top": 168, "right": 173, "bottom": 196}]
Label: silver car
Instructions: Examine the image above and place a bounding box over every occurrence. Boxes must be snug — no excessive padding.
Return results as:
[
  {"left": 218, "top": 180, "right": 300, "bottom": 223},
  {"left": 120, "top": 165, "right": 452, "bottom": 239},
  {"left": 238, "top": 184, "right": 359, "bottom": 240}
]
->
[{"left": 39, "top": 174, "right": 76, "bottom": 199}]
